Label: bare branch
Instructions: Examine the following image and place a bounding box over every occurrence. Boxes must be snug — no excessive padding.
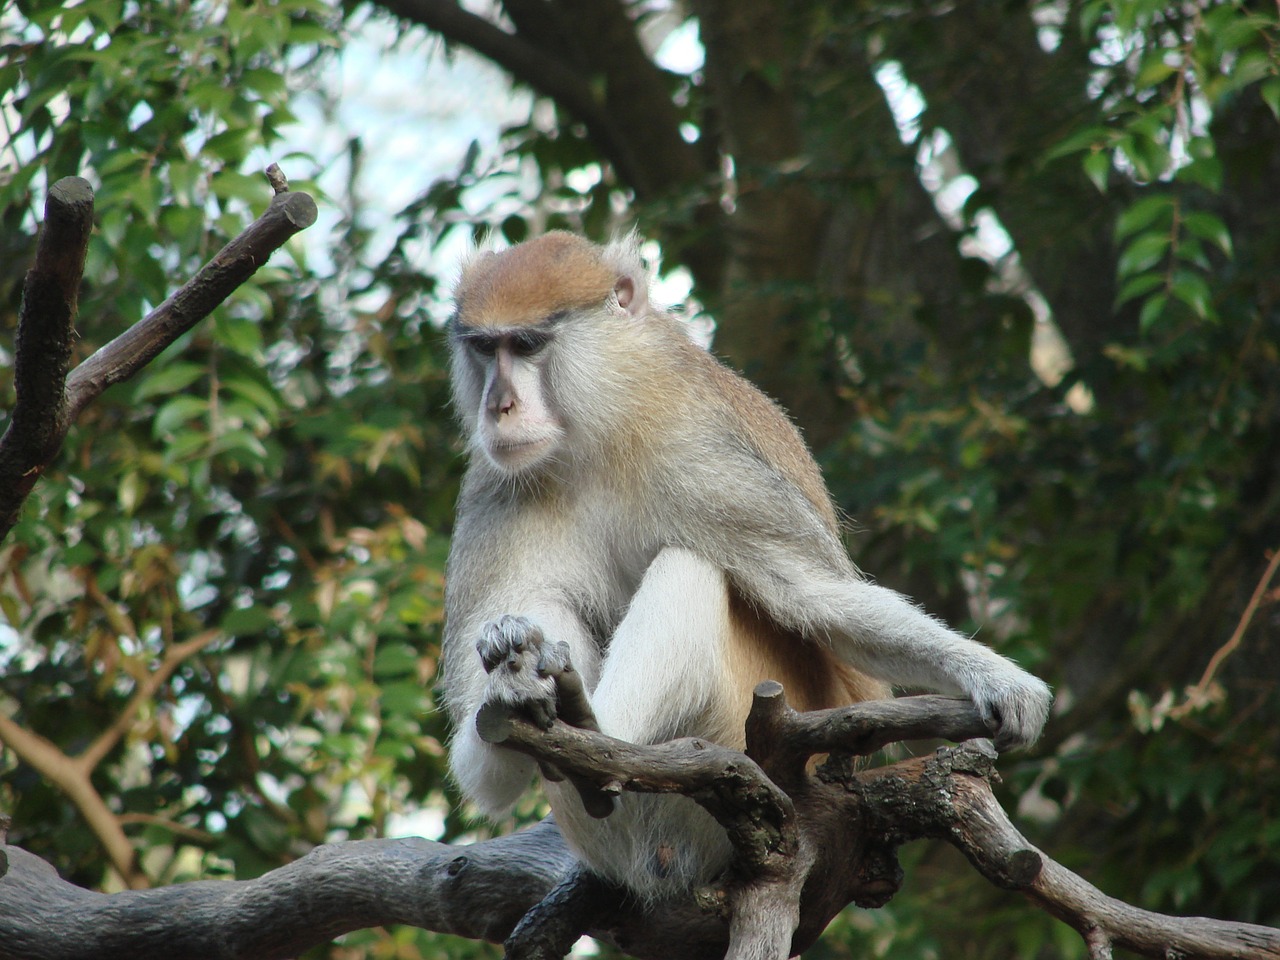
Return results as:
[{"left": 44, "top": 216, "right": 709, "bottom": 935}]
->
[
  {"left": 942, "top": 765, "right": 1280, "bottom": 960},
  {"left": 0, "top": 174, "right": 317, "bottom": 546},
  {"left": 0, "top": 626, "right": 216, "bottom": 890},
  {"left": 1174, "top": 545, "right": 1280, "bottom": 718},
  {"left": 0, "top": 177, "right": 93, "bottom": 539},
  {"left": 65, "top": 188, "right": 317, "bottom": 419},
  {"left": 78, "top": 630, "right": 221, "bottom": 772},
  {"left": 0, "top": 714, "right": 145, "bottom": 889},
  {"left": 746, "top": 684, "right": 992, "bottom": 788}
]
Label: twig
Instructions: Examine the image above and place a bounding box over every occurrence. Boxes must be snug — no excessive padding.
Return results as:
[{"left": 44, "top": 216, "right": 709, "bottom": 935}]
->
[{"left": 1172, "top": 547, "right": 1280, "bottom": 719}]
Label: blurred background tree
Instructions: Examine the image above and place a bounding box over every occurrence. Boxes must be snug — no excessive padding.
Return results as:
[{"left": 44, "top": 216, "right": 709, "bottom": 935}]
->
[{"left": 0, "top": 0, "right": 1276, "bottom": 957}]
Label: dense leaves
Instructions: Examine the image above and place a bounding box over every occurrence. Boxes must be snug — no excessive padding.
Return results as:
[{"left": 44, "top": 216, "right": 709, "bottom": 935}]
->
[{"left": 1, "top": 0, "right": 1278, "bottom": 958}]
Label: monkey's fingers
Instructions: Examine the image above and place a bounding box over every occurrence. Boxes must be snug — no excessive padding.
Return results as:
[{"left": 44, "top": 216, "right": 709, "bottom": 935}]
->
[
  {"left": 536, "top": 640, "right": 601, "bottom": 732},
  {"left": 569, "top": 774, "right": 619, "bottom": 819}
]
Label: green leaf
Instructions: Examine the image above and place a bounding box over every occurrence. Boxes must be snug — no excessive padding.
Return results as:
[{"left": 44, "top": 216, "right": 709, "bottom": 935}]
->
[
  {"left": 1180, "top": 211, "right": 1232, "bottom": 257},
  {"left": 287, "top": 21, "right": 341, "bottom": 46},
  {"left": 220, "top": 605, "right": 275, "bottom": 635},
  {"left": 1262, "top": 77, "right": 1280, "bottom": 121},
  {"left": 1135, "top": 54, "right": 1177, "bottom": 89},
  {"left": 214, "top": 315, "right": 266, "bottom": 356},
  {"left": 1138, "top": 292, "right": 1169, "bottom": 331},
  {"left": 1115, "top": 272, "right": 1165, "bottom": 309},
  {"left": 209, "top": 428, "right": 268, "bottom": 461},
  {"left": 134, "top": 363, "right": 206, "bottom": 402},
  {"left": 1115, "top": 195, "right": 1175, "bottom": 242},
  {"left": 1121, "top": 133, "right": 1173, "bottom": 182},
  {"left": 205, "top": 126, "right": 252, "bottom": 162},
  {"left": 1083, "top": 150, "right": 1111, "bottom": 193},
  {"left": 1169, "top": 270, "right": 1214, "bottom": 321},
  {"left": 153, "top": 395, "right": 209, "bottom": 437},
  {"left": 1118, "top": 232, "right": 1171, "bottom": 279},
  {"left": 1045, "top": 125, "right": 1108, "bottom": 161},
  {"left": 242, "top": 68, "right": 287, "bottom": 99},
  {"left": 223, "top": 377, "right": 281, "bottom": 419},
  {"left": 373, "top": 643, "right": 421, "bottom": 679},
  {"left": 1179, "top": 155, "right": 1223, "bottom": 191}
]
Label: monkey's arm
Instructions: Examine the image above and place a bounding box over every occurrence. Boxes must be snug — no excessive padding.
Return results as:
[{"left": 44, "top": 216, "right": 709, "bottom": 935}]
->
[
  {"left": 682, "top": 451, "right": 1052, "bottom": 749},
  {"left": 443, "top": 594, "right": 602, "bottom": 815},
  {"left": 732, "top": 544, "right": 1051, "bottom": 748}
]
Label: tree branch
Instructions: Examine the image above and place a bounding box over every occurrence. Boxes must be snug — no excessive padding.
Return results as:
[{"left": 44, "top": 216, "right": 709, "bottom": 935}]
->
[
  {"left": 2, "top": 695, "right": 1274, "bottom": 959},
  {"left": 78, "top": 629, "right": 221, "bottom": 772},
  {"left": 64, "top": 177, "right": 317, "bottom": 421},
  {"left": 943, "top": 769, "right": 1280, "bottom": 960},
  {"left": 0, "top": 631, "right": 221, "bottom": 889},
  {"left": 0, "top": 176, "right": 93, "bottom": 540},
  {"left": 0, "top": 167, "right": 317, "bottom": 546},
  {"left": 0, "top": 714, "right": 145, "bottom": 889}
]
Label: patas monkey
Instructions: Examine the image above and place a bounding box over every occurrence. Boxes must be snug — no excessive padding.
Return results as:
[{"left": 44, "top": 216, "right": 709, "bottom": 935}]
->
[{"left": 441, "top": 231, "right": 1052, "bottom": 900}]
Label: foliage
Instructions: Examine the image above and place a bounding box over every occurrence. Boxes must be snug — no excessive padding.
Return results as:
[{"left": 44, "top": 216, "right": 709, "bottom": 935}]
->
[
  {"left": 2, "top": 0, "right": 1278, "bottom": 958},
  {"left": 0, "top": 1, "right": 487, "bottom": 955}
]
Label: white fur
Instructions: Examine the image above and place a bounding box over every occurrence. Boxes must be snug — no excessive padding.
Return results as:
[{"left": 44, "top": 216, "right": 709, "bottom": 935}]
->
[{"left": 552, "top": 549, "right": 737, "bottom": 898}]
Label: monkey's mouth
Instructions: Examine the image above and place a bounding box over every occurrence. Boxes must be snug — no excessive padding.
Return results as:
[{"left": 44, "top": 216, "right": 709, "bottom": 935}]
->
[
  {"left": 492, "top": 436, "right": 550, "bottom": 453},
  {"left": 486, "top": 434, "right": 556, "bottom": 469}
]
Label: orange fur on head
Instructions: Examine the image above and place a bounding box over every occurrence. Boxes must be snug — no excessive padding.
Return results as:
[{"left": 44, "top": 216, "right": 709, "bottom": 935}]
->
[{"left": 456, "top": 231, "right": 619, "bottom": 328}]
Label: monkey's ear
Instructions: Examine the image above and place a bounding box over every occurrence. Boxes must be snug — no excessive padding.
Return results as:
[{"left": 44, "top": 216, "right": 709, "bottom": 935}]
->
[{"left": 613, "top": 274, "right": 649, "bottom": 318}]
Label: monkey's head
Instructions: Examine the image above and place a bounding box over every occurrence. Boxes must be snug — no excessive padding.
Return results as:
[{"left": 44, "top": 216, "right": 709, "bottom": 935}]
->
[{"left": 448, "top": 232, "right": 654, "bottom": 476}]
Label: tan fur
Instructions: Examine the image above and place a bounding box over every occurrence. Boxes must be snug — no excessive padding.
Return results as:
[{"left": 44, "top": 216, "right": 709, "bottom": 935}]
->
[
  {"left": 456, "top": 232, "right": 617, "bottom": 328},
  {"left": 713, "top": 590, "right": 890, "bottom": 749}
]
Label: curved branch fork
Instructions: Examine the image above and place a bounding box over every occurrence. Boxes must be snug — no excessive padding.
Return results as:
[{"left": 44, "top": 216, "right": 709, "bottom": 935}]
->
[{"left": 491, "top": 685, "right": 1280, "bottom": 960}]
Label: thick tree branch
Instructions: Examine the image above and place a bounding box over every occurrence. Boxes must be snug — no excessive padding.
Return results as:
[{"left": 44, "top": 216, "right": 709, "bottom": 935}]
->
[
  {"left": 0, "top": 168, "right": 317, "bottom": 546},
  {"left": 0, "top": 176, "right": 93, "bottom": 540},
  {"left": 1, "top": 694, "right": 1276, "bottom": 959}
]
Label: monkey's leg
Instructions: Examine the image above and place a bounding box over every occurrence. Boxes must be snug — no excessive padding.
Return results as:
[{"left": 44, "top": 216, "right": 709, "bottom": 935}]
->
[
  {"left": 591, "top": 546, "right": 732, "bottom": 745},
  {"left": 547, "top": 548, "right": 737, "bottom": 894}
]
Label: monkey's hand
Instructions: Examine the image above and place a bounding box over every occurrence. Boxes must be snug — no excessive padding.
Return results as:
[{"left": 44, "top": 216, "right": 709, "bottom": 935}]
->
[
  {"left": 476, "top": 615, "right": 562, "bottom": 730},
  {"left": 475, "top": 616, "right": 616, "bottom": 818},
  {"left": 971, "top": 669, "right": 1053, "bottom": 751}
]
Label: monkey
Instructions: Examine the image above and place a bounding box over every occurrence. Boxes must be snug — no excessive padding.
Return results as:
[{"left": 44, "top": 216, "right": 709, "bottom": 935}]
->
[{"left": 440, "top": 231, "right": 1052, "bottom": 901}]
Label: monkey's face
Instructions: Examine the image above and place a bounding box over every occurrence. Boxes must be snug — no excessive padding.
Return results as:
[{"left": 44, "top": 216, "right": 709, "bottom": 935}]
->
[
  {"left": 450, "top": 322, "right": 568, "bottom": 474},
  {"left": 447, "top": 232, "right": 653, "bottom": 477}
]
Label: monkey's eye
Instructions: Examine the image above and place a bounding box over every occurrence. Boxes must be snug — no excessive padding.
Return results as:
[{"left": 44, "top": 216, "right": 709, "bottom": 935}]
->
[
  {"left": 511, "top": 332, "right": 552, "bottom": 357},
  {"left": 468, "top": 335, "right": 499, "bottom": 357}
]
